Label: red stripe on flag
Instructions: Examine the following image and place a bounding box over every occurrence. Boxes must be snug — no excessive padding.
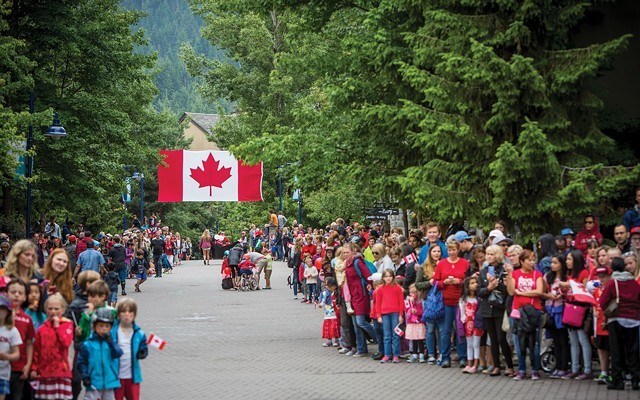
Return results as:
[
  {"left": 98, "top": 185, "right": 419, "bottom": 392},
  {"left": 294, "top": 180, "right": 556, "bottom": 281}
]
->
[
  {"left": 237, "top": 161, "right": 263, "bottom": 201},
  {"left": 158, "top": 150, "right": 183, "bottom": 202}
]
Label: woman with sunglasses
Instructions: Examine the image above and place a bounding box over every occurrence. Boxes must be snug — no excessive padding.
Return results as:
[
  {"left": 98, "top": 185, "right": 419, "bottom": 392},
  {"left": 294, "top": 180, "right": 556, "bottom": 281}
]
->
[
  {"left": 575, "top": 214, "right": 603, "bottom": 257},
  {"left": 372, "top": 243, "right": 393, "bottom": 274}
]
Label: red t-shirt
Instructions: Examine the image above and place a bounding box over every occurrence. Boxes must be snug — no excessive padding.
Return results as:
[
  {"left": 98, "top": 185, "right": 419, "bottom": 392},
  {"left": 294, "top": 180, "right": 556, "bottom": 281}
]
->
[
  {"left": 569, "top": 269, "right": 589, "bottom": 285},
  {"left": 374, "top": 284, "right": 405, "bottom": 316},
  {"left": 511, "top": 269, "right": 543, "bottom": 311},
  {"left": 434, "top": 258, "right": 469, "bottom": 306},
  {"left": 302, "top": 244, "right": 316, "bottom": 258},
  {"left": 12, "top": 308, "right": 35, "bottom": 372}
]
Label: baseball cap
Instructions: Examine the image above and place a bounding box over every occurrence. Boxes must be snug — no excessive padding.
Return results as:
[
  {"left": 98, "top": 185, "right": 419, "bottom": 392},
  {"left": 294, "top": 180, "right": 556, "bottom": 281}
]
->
[
  {"left": 488, "top": 229, "right": 502, "bottom": 238},
  {"left": 68, "top": 235, "right": 77, "bottom": 243},
  {"left": 454, "top": 231, "right": 471, "bottom": 242},
  {"left": 595, "top": 267, "right": 611, "bottom": 276},
  {"left": 630, "top": 226, "right": 640, "bottom": 236},
  {"left": 493, "top": 233, "right": 513, "bottom": 246},
  {"left": 561, "top": 228, "right": 575, "bottom": 236}
]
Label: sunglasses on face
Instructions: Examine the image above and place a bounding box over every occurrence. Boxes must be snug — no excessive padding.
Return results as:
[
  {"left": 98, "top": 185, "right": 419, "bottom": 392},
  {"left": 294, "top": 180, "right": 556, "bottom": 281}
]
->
[
  {"left": 584, "top": 220, "right": 594, "bottom": 224},
  {"left": 372, "top": 252, "right": 379, "bottom": 255}
]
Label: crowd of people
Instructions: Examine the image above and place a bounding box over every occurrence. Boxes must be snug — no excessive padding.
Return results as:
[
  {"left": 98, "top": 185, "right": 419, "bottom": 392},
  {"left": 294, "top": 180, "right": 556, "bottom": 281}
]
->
[
  {"left": 0, "top": 215, "right": 192, "bottom": 400},
  {"left": 280, "top": 215, "right": 639, "bottom": 391}
]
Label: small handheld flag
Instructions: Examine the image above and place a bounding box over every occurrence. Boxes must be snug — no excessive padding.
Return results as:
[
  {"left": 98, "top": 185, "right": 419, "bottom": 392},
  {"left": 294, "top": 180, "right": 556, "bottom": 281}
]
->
[{"left": 147, "top": 333, "right": 167, "bottom": 350}]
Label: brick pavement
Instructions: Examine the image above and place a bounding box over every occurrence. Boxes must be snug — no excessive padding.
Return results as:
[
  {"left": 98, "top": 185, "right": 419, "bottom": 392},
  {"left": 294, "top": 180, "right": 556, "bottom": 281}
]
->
[{"left": 130, "top": 260, "right": 636, "bottom": 400}]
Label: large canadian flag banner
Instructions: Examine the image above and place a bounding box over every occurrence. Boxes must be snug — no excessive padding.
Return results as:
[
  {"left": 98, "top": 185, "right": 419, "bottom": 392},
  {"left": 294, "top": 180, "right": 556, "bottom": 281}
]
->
[{"left": 158, "top": 150, "right": 263, "bottom": 202}]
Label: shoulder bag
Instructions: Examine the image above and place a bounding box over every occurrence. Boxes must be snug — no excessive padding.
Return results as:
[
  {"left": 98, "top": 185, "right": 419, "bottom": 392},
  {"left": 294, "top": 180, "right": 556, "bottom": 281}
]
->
[{"left": 603, "top": 279, "right": 619, "bottom": 318}]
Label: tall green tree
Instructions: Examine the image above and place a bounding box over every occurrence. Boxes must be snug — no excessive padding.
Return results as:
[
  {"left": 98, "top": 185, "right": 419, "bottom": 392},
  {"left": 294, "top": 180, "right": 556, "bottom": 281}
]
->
[
  {"left": 1, "top": 0, "right": 186, "bottom": 234},
  {"left": 231, "top": 0, "right": 638, "bottom": 237}
]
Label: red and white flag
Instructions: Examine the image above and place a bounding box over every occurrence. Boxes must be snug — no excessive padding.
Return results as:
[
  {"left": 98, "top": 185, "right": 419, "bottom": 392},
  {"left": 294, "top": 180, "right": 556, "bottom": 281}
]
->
[
  {"left": 147, "top": 333, "right": 167, "bottom": 350},
  {"left": 568, "top": 280, "right": 597, "bottom": 305},
  {"left": 403, "top": 253, "right": 417, "bottom": 265},
  {"left": 158, "top": 150, "right": 263, "bottom": 202}
]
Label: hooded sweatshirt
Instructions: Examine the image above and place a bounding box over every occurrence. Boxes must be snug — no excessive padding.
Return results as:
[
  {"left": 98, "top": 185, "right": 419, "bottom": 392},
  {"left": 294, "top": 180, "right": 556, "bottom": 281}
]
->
[
  {"left": 574, "top": 218, "right": 603, "bottom": 256},
  {"left": 599, "top": 271, "right": 640, "bottom": 322}
]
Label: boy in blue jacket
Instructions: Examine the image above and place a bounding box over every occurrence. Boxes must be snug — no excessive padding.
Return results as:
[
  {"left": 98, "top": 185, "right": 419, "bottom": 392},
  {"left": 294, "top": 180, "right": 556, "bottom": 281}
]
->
[
  {"left": 111, "top": 298, "right": 148, "bottom": 400},
  {"left": 77, "top": 308, "right": 123, "bottom": 400}
]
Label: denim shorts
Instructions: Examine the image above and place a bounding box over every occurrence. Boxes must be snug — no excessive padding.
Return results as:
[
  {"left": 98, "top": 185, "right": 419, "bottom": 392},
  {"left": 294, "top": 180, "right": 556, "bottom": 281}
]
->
[
  {"left": 0, "top": 378, "right": 10, "bottom": 395},
  {"left": 136, "top": 272, "right": 147, "bottom": 280},
  {"left": 109, "top": 291, "right": 118, "bottom": 303}
]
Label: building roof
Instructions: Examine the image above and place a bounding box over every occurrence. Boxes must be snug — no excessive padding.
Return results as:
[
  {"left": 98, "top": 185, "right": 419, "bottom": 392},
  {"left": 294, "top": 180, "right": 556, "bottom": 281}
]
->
[{"left": 179, "top": 112, "right": 220, "bottom": 135}]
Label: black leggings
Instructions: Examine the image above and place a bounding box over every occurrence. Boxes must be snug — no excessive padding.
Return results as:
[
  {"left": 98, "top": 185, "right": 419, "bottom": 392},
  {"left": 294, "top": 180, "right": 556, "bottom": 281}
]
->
[
  {"left": 547, "top": 324, "right": 570, "bottom": 371},
  {"left": 411, "top": 339, "right": 425, "bottom": 354},
  {"left": 484, "top": 315, "right": 513, "bottom": 370}
]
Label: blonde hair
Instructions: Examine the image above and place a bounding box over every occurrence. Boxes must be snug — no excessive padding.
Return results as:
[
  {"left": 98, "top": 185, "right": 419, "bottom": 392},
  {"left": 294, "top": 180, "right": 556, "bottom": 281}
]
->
[
  {"left": 4, "top": 239, "right": 38, "bottom": 278},
  {"left": 485, "top": 245, "right": 505, "bottom": 264},
  {"left": 507, "top": 245, "right": 523, "bottom": 257},
  {"left": 44, "top": 293, "right": 68, "bottom": 312},
  {"left": 446, "top": 240, "right": 460, "bottom": 250},
  {"left": 623, "top": 252, "right": 640, "bottom": 279},
  {"left": 372, "top": 243, "right": 386, "bottom": 258}
]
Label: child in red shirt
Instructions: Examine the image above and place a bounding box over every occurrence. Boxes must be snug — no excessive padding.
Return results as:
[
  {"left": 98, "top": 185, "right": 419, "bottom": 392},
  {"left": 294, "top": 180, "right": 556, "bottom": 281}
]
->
[
  {"left": 375, "top": 269, "right": 405, "bottom": 363},
  {"left": 30, "top": 293, "right": 74, "bottom": 400},
  {"left": 587, "top": 267, "right": 612, "bottom": 384},
  {"left": 7, "top": 279, "right": 35, "bottom": 399}
]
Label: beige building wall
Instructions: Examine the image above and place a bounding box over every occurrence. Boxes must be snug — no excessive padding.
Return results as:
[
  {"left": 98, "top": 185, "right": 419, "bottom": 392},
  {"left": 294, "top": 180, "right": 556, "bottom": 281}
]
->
[{"left": 183, "top": 123, "right": 220, "bottom": 151}]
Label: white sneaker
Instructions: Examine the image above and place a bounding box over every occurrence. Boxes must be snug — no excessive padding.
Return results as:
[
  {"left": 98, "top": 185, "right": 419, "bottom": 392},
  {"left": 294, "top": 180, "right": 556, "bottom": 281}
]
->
[
  {"left": 293, "top": 296, "right": 298, "bottom": 300},
  {"left": 419, "top": 354, "right": 426, "bottom": 363}
]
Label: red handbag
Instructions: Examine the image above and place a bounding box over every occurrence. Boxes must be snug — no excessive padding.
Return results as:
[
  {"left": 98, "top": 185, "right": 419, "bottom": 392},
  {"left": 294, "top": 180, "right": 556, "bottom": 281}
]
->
[{"left": 562, "top": 302, "right": 587, "bottom": 328}]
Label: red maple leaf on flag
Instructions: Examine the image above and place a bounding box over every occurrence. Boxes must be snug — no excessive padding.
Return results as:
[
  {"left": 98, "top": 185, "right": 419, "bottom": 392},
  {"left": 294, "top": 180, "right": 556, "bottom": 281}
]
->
[{"left": 189, "top": 154, "right": 233, "bottom": 196}]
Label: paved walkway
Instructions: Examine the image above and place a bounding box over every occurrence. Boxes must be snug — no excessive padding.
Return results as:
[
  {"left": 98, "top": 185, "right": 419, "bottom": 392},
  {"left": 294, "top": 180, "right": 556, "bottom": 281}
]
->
[{"left": 131, "top": 260, "right": 636, "bottom": 399}]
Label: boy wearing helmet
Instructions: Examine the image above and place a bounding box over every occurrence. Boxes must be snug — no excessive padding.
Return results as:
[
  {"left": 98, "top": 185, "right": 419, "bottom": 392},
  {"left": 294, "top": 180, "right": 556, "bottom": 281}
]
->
[
  {"left": 238, "top": 254, "right": 256, "bottom": 279},
  {"left": 77, "top": 307, "right": 123, "bottom": 400}
]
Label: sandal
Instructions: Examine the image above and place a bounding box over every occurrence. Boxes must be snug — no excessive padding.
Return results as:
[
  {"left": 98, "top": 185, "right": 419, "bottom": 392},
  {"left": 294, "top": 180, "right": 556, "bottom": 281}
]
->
[
  {"left": 504, "top": 369, "right": 515, "bottom": 377},
  {"left": 489, "top": 368, "right": 502, "bottom": 377}
]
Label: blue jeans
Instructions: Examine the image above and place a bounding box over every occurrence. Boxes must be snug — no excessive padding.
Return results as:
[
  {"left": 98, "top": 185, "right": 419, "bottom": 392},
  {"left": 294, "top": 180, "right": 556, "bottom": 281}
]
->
[
  {"left": 276, "top": 245, "right": 283, "bottom": 260},
  {"left": 568, "top": 328, "right": 592, "bottom": 373},
  {"left": 292, "top": 269, "right": 299, "bottom": 296},
  {"left": 306, "top": 283, "right": 317, "bottom": 301},
  {"left": 426, "top": 321, "right": 437, "bottom": 356},
  {"left": 352, "top": 315, "right": 377, "bottom": 354},
  {"left": 516, "top": 328, "right": 540, "bottom": 372},
  {"left": 436, "top": 305, "right": 465, "bottom": 362},
  {"left": 373, "top": 320, "right": 384, "bottom": 354},
  {"left": 382, "top": 313, "right": 401, "bottom": 357},
  {"left": 509, "top": 317, "right": 521, "bottom": 359}
]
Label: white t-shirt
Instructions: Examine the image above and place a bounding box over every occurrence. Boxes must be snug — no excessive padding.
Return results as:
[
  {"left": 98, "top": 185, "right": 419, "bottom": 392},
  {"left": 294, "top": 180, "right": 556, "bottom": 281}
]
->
[
  {"left": 0, "top": 325, "right": 23, "bottom": 380},
  {"left": 118, "top": 326, "right": 134, "bottom": 379}
]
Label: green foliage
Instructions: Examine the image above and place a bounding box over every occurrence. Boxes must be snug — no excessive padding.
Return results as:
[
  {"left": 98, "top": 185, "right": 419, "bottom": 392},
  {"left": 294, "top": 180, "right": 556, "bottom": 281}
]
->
[
  {"left": 1, "top": 0, "right": 187, "bottom": 235},
  {"left": 223, "top": 0, "right": 636, "bottom": 238},
  {"left": 122, "top": 0, "right": 225, "bottom": 115}
]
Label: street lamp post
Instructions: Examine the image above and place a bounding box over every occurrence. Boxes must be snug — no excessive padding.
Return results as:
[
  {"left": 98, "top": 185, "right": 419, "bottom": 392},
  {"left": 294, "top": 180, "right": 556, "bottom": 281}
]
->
[{"left": 26, "top": 90, "right": 67, "bottom": 239}]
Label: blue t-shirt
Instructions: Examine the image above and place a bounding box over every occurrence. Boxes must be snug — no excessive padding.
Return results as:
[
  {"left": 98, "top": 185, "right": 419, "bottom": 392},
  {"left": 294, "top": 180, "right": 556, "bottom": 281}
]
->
[{"left": 77, "top": 249, "right": 105, "bottom": 272}]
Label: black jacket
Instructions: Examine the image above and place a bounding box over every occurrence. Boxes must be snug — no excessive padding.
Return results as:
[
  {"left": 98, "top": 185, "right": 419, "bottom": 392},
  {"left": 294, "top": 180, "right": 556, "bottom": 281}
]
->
[
  {"left": 228, "top": 244, "right": 244, "bottom": 266},
  {"left": 108, "top": 244, "right": 127, "bottom": 271},
  {"left": 477, "top": 263, "right": 508, "bottom": 318}
]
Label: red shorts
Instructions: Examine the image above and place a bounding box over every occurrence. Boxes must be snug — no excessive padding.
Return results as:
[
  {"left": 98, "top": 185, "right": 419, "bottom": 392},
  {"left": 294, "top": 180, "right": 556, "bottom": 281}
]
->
[{"left": 115, "top": 379, "right": 140, "bottom": 400}]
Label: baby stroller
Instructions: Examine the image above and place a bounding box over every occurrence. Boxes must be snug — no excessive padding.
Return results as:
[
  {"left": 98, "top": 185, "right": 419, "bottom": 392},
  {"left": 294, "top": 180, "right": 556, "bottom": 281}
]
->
[
  {"left": 238, "top": 267, "right": 258, "bottom": 291},
  {"left": 161, "top": 253, "right": 173, "bottom": 274}
]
